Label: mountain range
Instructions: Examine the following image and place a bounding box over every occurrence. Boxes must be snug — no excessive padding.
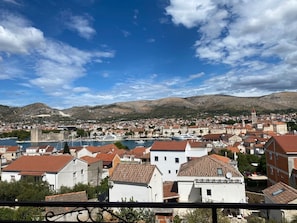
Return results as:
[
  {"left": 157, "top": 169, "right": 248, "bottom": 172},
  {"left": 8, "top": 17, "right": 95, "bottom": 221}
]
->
[{"left": 1, "top": 92, "right": 297, "bottom": 123}]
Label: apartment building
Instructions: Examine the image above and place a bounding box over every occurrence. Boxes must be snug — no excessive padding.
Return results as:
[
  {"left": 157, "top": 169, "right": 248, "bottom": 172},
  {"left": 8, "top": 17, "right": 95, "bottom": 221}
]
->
[{"left": 265, "top": 135, "right": 297, "bottom": 187}]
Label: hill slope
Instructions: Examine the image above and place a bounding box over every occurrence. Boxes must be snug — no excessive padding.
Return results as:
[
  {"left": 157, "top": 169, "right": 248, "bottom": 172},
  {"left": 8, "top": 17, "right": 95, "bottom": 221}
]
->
[{"left": 1, "top": 92, "right": 297, "bottom": 122}]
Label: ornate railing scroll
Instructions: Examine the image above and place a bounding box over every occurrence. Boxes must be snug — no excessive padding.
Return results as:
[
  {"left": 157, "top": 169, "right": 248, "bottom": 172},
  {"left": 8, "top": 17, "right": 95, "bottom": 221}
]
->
[{"left": 0, "top": 201, "right": 297, "bottom": 223}]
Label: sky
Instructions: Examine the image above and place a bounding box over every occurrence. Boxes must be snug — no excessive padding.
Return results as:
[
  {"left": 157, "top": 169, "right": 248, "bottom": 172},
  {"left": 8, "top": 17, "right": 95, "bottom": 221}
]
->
[{"left": 0, "top": 0, "right": 297, "bottom": 109}]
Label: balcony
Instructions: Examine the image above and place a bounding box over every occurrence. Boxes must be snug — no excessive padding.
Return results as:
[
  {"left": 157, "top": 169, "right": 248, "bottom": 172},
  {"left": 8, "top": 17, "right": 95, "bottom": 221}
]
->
[{"left": 0, "top": 201, "right": 297, "bottom": 223}]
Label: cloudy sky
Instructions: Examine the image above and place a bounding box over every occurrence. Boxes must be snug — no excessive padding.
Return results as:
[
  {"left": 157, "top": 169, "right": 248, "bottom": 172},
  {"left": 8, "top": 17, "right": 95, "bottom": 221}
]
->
[{"left": 0, "top": 0, "right": 297, "bottom": 108}]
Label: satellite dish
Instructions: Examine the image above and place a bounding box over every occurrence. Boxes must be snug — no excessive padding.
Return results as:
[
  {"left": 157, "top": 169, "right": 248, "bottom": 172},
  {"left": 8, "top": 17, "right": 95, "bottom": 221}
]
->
[{"left": 226, "top": 172, "right": 232, "bottom": 179}]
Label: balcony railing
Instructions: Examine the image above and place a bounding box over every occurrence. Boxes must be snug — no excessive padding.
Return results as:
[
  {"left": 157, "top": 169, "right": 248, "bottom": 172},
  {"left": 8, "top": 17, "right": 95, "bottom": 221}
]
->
[{"left": 0, "top": 201, "right": 297, "bottom": 223}]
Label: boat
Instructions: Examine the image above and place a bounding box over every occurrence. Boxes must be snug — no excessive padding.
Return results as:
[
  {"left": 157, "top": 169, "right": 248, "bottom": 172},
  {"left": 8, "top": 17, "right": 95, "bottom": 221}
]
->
[
  {"left": 100, "top": 134, "right": 123, "bottom": 141},
  {"left": 135, "top": 140, "right": 145, "bottom": 144},
  {"left": 172, "top": 134, "right": 197, "bottom": 141}
]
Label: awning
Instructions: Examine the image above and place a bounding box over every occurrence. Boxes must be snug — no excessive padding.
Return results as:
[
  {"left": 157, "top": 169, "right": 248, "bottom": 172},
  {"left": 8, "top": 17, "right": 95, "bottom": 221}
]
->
[{"left": 19, "top": 171, "right": 45, "bottom": 176}]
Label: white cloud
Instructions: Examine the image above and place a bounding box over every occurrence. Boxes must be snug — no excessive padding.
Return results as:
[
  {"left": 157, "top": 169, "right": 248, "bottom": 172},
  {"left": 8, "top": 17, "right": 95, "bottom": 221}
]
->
[
  {"left": 147, "top": 38, "right": 156, "bottom": 43},
  {"left": 121, "top": 30, "right": 131, "bottom": 37},
  {"left": 2, "top": 0, "right": 20, "bottom": 5},
  {"left": 0, "top": 12, "right": 115, "bottom": 105},
  {"left": 0, "top": 12, "right": 44, "bottom": 54},
  {"left": 31, "top": 40, "right": 114, "bottom": 94},
  {"left": 64, "top": 14, "right": 96, "bottom": 39},
  {"left": 165, "top": 0, "right": 297, "bottom": 96}
]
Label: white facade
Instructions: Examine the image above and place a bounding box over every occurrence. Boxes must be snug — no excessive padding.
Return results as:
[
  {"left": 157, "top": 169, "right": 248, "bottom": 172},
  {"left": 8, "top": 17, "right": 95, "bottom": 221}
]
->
[
  {"left": 52, "top": 159, "right": 88, "bottom": 190},
  {"left": 150, "top": 142, "right": 208, "bottom": 181},
  {"left": 1, "top": 158, "right": 88, "bottom": 191},
  {"left": 178, "top": 176, "right": 246, "bottom": 203},
  {"left": 185, "top": 145, "right": 208, "bottom": 158},
  {"left": 177, "top": 155, "right": 246, "bottom": 205},
  {"left": 109, "top": 167, "right": 163, "bottom": 202},
  {"left": 151, "top": 150, "right": 186, "bottom": 181},
  {"left": 76, "top": 147, "right": 93, "bottom": 158}
]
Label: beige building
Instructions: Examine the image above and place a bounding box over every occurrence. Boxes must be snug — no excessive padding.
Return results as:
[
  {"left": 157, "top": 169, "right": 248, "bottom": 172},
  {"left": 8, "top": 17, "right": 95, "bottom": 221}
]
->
[{"left": 31, "top": 128, "right": 68, "bottom": 142}]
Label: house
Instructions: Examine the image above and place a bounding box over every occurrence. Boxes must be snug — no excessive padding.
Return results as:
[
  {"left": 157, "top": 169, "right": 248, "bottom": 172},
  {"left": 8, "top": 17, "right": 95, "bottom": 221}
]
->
[
  {"left": 121, "top": 146, "right": 150, "bottom": 164},
  {"left": 75, "top": 144, "right": 123, "bottom": 158},
  {"left": 265, "top": 135, "right": 297, "bottom": 187},
  {"left": 45, "top": 191, "right": 89, "bottom": 222},
  {"left": 163, "top": 181, "right": 179, "bottom": 202},
  {"left": 0, "top": 145, "right": 22, "bottom": 164},
  {"left": 150, "top": 140, "right": 208, "bottom": 181},
  {"left": 262, "top": 181, "right": 297, "bottom": 223},
  {"left": 109, "top": 163, "right": 163, "bottom": 202},
  {"left": 80, "top": 156, "right": 103, "bottom": 186},
  {"left": 96, "top": 153, "right": 121, "bottom": 178},
  {"left": 1, "top": 155, "right": 88, "bottom": 190},
  {"left": 177, "top": 155, "right": 246, "bottom": 204},
  {"left": 24, "top": 145, "right": 57, "bottom": 156}
]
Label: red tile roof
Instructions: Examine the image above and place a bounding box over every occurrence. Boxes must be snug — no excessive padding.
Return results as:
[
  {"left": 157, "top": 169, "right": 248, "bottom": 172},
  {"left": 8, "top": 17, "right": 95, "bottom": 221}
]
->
[
  {"left": 178, "top": 155, "right": 242, "bottom": 178},
  {"left": 163, "top": 181, "right": 179, "bottom": 200},
  {"left": 96, "top": 153, "right": 117, "bottom": 162},
  {"left": 263, "top": 181, "right": 297, "bottom": 204},
  {"left": 2, "top": 155, "right": 73, "bottom": 173},
  {"left": 80, "top": 156, "right": 101, "bottom": 164},
  {"left": 110, "top": 163, "right": 157, "bottom": 184},
  {"left": 6, "top": 146, "right": 21, "bottom": 152},
  {"left": 188, "top": 141, "right": 207, "bottom": 148},
  {"left": 150, "top": 141, "right": 187, "bottom": 151},
  {"left": 209, "top": 154, "right": 231, "bottom": 163},
  {"left": 125, "top": 147, "right": 148, "bottom": 158},
  {"left": 272, "top": 135, "right": 297, "bottom": 153},
  {"left": 226, "top": 145, "right": 240, "bottom": 153},
  {"left": 202, "top": 134, "right": 222, "bottom": 141},
  {"left": 45, "top": 191, "right": 88, "bottom": 215}
]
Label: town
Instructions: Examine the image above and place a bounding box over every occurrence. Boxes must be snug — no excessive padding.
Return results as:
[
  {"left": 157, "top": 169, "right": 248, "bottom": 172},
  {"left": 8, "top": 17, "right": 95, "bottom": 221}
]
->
[{"left": 0, "top": 109, "right": 297, "bottom": 223}]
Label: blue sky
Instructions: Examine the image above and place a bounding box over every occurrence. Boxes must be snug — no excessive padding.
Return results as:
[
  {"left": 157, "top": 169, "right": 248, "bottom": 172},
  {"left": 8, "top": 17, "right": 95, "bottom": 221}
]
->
[{"left": 0, "top": 0, "right": 297, "bottom": 108}]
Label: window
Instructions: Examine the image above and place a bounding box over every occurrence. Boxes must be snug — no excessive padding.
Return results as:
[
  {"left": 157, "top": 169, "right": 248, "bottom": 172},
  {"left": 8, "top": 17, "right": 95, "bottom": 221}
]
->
[
  {"left": 176, "top": 170, "right": 178, "bottom": 174},
  {"left": 269, "top": 152, "right": 272, "bottom": 160},
  {"left": 10, "top": 175, "right": 15, "bottom": 181},
  {"left": 81, "top": 169, "right": 84, "bottom": 174},
  {"left": 175, "top": 158, "right": 179, "bottom": 163},
  {"left": 73, "top": 171, "right": 77, "bottom": 178},
  {"left": 154, "top": 156, "right": 158, "bottom": 161},
  {"left": 168, "top": 170, "right": 171, "bottom": 174},
  {"left": 49, "top": 184, "right": 54, "bottom": 190},
  {"left": 207, "top": 189, "right": 212, "bottom": 196},
  {"left": 217, "top": 168, "right": 223, "bottom": 176},
  {"left": 164, "top": 156, "right": 167, "bottom": 161}
]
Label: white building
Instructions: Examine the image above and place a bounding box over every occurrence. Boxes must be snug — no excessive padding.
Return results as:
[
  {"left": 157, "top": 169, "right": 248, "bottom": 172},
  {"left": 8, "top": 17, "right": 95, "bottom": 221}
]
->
[
  {"left": 109, "top": 163, "right": 163, "bottom": 202},
  {"left": 150, "top": 140, "right": 208, "bottom": 181},
  {"left": 24, "top": 145, "right": 57, "bottom": 156},
  {"left": 177, "top": 155, "right": 246, "bottom": 204},
  {"left": 1, "top": 155, "right": 88, "bottom": 191}
]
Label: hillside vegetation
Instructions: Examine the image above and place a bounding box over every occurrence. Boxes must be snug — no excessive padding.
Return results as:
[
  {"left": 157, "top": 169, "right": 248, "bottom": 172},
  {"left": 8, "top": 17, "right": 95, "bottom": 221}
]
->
[{"left": 1, "top": 92, "right": 297, "bottom": 122}]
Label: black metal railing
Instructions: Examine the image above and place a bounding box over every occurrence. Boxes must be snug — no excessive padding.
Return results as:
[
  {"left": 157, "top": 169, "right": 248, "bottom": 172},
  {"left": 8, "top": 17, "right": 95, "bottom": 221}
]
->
[{"left": 0, "top": 201, "right": 297, "bottom": 223}]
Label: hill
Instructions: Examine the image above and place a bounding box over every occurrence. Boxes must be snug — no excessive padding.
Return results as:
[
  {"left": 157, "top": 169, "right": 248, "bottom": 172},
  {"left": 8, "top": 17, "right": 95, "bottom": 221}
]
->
[{"left": 1, "top": 92, "right": 297, "bottom": 122}]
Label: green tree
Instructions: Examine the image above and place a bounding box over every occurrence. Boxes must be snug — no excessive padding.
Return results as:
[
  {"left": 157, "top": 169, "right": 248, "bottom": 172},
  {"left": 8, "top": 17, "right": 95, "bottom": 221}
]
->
[
  {"left": 63, "top": 141, "right": 70, "bottom": 154},
  {"left": 116, "top": 198, "right": 154, "bottom": 223},
  {"left": 0, "top": 208, "right": 15, "bottom": 220},
  {"left": 76, "top": 128, "right": 88, "bottom": 138},
  {"left": 256, "top": 155, "right": 266, "bottom": 174},
  {"left": 14, "top": 207, "right": 43, "bottom": 221},
  {"left": 183, "top": 208, "right": 230, "bottom": 223},
  {"left": 72, "top": 183, "right": 96, "bottom": 199},
  {"left": 173, "top": 215, "right": 182, "bottom": 223},
  {"left": 114, "top": 141, "right": 128, "bottom": 150}
]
